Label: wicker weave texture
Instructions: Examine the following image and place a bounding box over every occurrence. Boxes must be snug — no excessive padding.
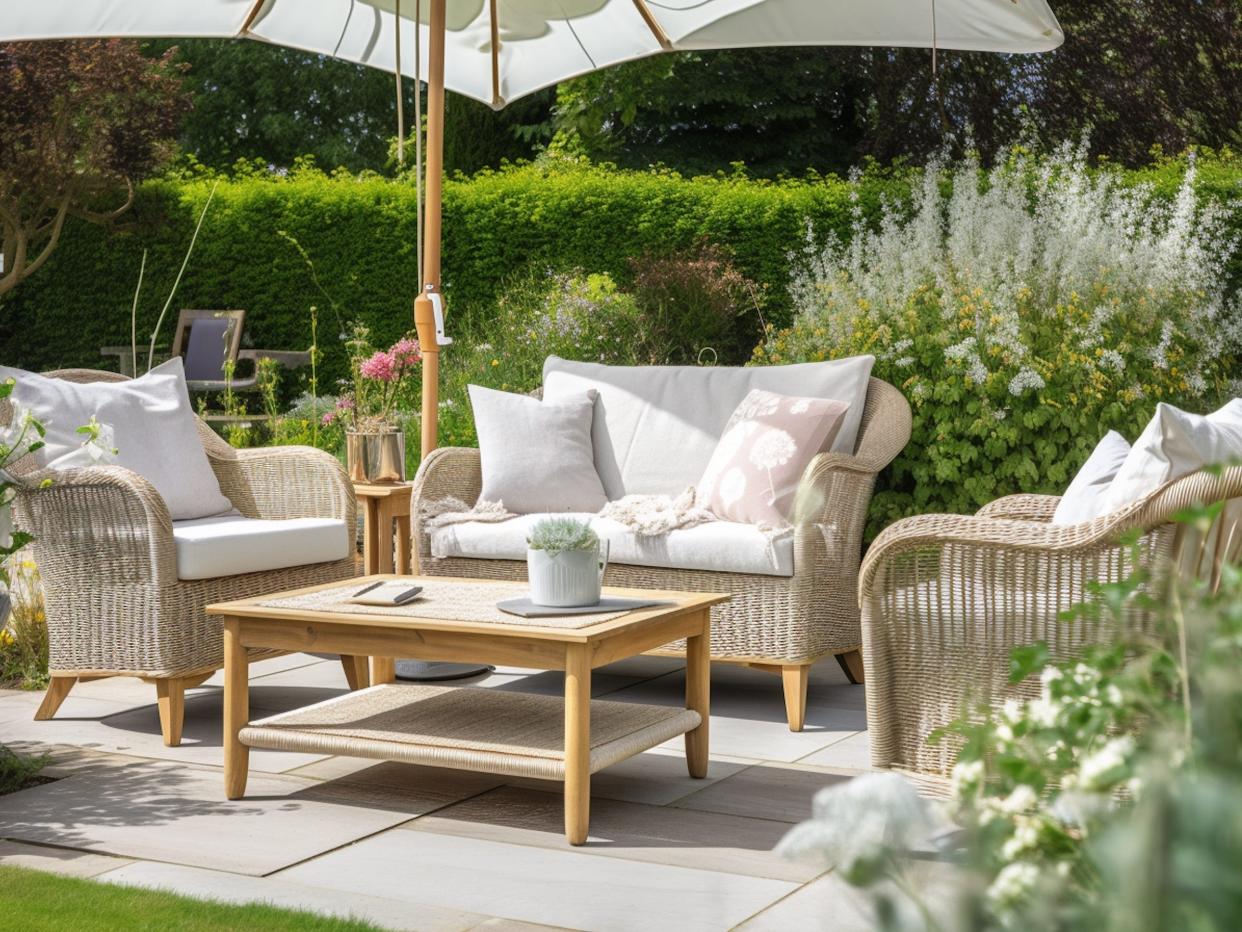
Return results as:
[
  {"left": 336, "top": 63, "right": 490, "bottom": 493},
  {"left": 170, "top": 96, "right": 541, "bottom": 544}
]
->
[
  {"left": 410, "top": 377, "right": 912, "bottom": 665},
  {"left": 860, "top": 467, "right": 1242, "bottom": 777},
  {"left": 9, "top": 369, "right": 360, "bottom": 678}
]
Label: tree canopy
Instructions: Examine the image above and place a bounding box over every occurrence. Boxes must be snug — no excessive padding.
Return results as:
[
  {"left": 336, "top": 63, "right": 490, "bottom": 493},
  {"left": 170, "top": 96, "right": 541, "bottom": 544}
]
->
[{"left": 0, "top": 40, "right": 188, "bottom": 298}]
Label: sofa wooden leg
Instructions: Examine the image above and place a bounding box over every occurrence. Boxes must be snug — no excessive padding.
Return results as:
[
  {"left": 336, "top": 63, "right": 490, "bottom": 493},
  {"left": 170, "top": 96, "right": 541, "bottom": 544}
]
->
[
  {"left": 340, "top": 655, "right": 370, "bottom": 691},
  {"left": 34, "top": 676, "right": 78, "bottom": 721},
  {"left": 155, "top": 678, "right": 187, "bottom": 747},
  {"left": 835, "top": 649, "right": 865, "bottom": 685},
  {"left": 781, "top": 664, "right": 810, "bottom": 732}
]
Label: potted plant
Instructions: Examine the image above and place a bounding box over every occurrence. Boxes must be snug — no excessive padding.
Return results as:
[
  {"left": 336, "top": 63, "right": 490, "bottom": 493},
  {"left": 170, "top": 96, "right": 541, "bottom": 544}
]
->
[
  {"left": 324, "top": 324, "right": 421, "bottom": 483},
  {"left": 526, "top": 517, "right": 610, "bottom": 608}
]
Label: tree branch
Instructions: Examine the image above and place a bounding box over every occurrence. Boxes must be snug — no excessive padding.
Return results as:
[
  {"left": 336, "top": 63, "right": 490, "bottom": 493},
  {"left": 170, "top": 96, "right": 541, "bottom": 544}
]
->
[
  {"left": 68, "top": 177, "right": 135, "bottom": 224},
  {"left": 14, "top": 195, "right": 70, "bottom": 284}
]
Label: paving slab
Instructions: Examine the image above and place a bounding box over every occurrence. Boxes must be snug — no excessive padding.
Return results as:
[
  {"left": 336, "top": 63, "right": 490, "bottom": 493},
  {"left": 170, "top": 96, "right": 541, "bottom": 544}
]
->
[
  {"left": 798, "top": 731, "right": 873, "bottom": 771},
  {"left": 674, "top": 763, "right": 851, "bottom": 824},
  {"left": 0, "top": 839, "right": 132, "bottom": 879},
  {"left": 278, "top": 828, "right": 798, "bottom": 932},
  {"left": 406, "top": 785, "right": 822, "bottom": 882},
  {"left": 0, "top": 760, "right": 436, "bottom": 875},
  {"left": 99, "top": 860, "right": 494, "bottom": 931}
]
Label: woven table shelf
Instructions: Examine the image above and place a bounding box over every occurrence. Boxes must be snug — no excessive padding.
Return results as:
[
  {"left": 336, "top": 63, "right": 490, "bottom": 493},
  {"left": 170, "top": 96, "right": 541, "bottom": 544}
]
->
[{"left": 240, "top": 683, "right": 701, "bottom": 781}]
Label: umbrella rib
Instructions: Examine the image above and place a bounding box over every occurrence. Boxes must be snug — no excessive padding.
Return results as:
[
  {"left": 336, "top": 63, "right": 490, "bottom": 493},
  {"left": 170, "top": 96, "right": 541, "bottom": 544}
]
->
[
  {"left": 489, "top": 0, "right": 502, "bottom": 107},
  {"left": 630, "top": 0, "right": 672, "bottom": 50},
  {"left": 238, "top": 0, "right": 268, "bottom": 35}
]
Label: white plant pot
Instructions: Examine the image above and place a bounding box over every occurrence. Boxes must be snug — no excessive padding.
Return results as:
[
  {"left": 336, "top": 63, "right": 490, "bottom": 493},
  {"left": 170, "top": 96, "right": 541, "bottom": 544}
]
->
[{"left": 527, "top": 543, "right": 609, "bottom": 608}]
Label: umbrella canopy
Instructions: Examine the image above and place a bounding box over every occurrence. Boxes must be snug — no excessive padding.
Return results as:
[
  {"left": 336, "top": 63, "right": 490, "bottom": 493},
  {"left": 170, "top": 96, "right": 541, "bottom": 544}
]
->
[
  {"left": 3, "top": 0, "right": 1063, "bottom": 461},
  {"left": 6, "top": 0, "right": 1062, "bottom": 107}
]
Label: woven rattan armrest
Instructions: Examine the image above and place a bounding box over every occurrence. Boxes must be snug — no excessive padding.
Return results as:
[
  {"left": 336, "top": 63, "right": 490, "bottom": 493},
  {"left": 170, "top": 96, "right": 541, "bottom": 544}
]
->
[
  {"left": 15, "top": 464, "right": 178, "bottom": 585},
  {"left": 208, "top": 445, "right": 355, "bottom": 522},
  {"left": 976, "top": 493, "right": 1061, "bottom": 522}
]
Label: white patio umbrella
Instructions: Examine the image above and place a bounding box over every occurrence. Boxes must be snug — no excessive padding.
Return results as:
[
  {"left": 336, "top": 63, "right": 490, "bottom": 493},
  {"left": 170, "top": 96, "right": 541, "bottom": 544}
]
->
[{"left": 4, "top": 0, "right": 1063, "bottom": 460}]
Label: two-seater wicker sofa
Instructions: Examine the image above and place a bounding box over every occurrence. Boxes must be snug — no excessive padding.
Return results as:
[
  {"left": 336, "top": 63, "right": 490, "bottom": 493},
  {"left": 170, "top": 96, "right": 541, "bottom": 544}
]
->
[
  {"left": 859, "top": 464, "right": 1242, "bottom": 782},
  {"left": 9, "top": 369, "right": 359, "bottom": 745},
  {"left": 412, "top": 362, "right": 912, "bottom": 731}
]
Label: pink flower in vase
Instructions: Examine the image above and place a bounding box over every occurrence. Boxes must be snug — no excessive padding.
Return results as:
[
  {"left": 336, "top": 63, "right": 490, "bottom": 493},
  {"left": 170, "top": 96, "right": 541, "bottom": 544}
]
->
[{"left": 360, "top": 350, "right": 398, "bottom": 383}]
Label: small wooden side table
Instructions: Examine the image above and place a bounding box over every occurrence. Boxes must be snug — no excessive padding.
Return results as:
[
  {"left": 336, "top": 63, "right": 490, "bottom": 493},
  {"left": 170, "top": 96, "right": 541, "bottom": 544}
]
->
[{"left": 353, "top": 482, "right": 413, "bottom": 575}]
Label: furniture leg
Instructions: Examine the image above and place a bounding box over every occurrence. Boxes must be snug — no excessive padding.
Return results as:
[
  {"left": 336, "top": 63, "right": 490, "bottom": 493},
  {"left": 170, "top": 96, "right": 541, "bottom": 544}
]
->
[
  {"left": 835, "top": 649, "right": 865, "bottom": 685},
  {"left": 782, "top": 663, "right": 810, "bottom": 732},
  {"left": 395, "top": 514, "right": 412, "bottom": 575},
  {"left": 223, "top": 619, "right": 250, "bottom": 799},
  {"left": 376, "top": 498, "right": 396, "bottom": 575},
  {"left": 564, "top": 644, "right": 591, "bottom": 846},
  {"left": 34, "top": 675, "right": 78, "bottom": 721},
  {"left": 155, "top": 678, "right": 187, "bottom": 747},
  {"left": 684, "top": 610, "right": 711, "bottom": 778},
  {"left": 372, "top": 656, "right": 397, "bottom": 684},
  {"left": 340, "top": 654, "right": 371, "bottom": 690},
  {"left": 362, "top": 497, "right": 382, "bottom": 575}
]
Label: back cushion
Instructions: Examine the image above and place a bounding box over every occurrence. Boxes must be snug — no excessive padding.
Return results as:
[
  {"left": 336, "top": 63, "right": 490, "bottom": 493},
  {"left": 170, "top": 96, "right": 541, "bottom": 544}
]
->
[
  {"left": 542, "top": 355, "right": 875, "bottom": 498},
  {"left": 1, "top": 358, "right": 235, "bottom": 521}
]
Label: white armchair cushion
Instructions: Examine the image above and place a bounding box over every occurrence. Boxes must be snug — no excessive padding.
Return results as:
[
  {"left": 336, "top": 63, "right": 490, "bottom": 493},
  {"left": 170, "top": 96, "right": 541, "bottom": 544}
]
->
[
  {"left": 1050, "top": 430, "right": 1131, "bottom": 525},
  {"left": 172, "top": 516, "right": 351, "bottom": 580},
  {"left": 2, "top": 358, "right": 233, "bottom": 520},
  {"left": 1099, "top": 399, "right": 1242, "bottom": 515},
  {"left": 541, "top": 355, "right": 874, "bottom": 499},
  {"left": 468, "top": 384, "right": 607, "bottom": 513},
  {"left": 432, "top": 513, "right": 795, "bottom": 577}
]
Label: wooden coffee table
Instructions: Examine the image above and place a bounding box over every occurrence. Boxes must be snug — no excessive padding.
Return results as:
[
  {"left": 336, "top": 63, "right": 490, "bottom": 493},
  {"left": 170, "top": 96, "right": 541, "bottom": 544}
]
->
[{"left": 208, "top": 576, "right": 727, "bottom": 844}]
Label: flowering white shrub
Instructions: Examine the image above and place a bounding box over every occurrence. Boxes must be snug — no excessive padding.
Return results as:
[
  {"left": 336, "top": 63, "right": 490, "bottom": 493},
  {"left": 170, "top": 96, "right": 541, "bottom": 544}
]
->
[{"left": 762, "top": 144, "right": 1242, "bottom": 524}]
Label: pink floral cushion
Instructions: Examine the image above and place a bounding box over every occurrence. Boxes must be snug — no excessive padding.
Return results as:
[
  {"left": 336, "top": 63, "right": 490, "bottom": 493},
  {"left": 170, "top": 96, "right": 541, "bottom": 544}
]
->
[{"left": 695, "top": 389, "right": 850, "bottom": 527}]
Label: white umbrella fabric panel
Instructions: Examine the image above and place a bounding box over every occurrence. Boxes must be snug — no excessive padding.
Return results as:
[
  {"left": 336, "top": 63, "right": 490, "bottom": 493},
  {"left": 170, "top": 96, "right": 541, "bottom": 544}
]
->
[{"left": 5, "top": 0, "right": 1063, "bottom": 108}]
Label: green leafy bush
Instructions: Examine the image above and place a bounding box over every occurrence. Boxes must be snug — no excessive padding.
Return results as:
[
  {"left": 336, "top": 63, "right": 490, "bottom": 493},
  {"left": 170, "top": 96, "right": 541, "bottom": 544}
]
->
[{"left": 762, "top": 145, "right": 1242, "bottom": 534}]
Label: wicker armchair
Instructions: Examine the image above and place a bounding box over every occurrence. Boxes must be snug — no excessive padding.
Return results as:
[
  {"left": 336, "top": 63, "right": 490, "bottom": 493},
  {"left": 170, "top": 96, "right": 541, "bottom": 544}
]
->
[
  {"left": 859, "top": 464, "right": 1242, "bottom": 780},
  {"left": 9, "top": 369, "right": 359, "bottom": 746},
  {"left": 412, "top": 377, "right": 912, "bottom": 730}
]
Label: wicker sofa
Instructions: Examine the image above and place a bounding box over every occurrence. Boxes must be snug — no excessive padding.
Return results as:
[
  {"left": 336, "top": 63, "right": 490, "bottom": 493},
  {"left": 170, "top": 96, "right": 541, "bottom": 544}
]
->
[
  {"left": 10, "top": 369, "right": 360, "bottom": 746},
  {"left": 859, "top": 464, "right": 1242, "bottom": 780},
  {"left": 413, "top": 372, "right": 912, "bottom": 731}
]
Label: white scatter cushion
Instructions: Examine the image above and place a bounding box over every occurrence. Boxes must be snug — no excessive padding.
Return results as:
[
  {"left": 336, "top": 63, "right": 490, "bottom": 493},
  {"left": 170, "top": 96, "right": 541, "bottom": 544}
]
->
[
  {"left": 0, "top": 359, "right": 233, "bottom": 520},
  {"left": 1050, "top": 430, "right": 1132, "bottom": 525},
  {"left": 542, "top": 354, "right": 875, "bottom": 499},
  {"left": 1099, "top": 399, "right": 1242, "bottom": 515},
  {"left": 468, "top": 384, "right": 607, "bottom": 514},
  {"left": 433, "top": 513, "right": 795, "bottom": 577},
  {"left": 173, "top": 516, "right": 351, "bottom": 580}
]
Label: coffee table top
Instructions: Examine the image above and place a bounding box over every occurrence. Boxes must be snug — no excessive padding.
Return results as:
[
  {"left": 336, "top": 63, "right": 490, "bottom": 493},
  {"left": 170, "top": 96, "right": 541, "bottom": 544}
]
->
[{"left": 208, "top": 574, "right": 728, "bottom": 645}]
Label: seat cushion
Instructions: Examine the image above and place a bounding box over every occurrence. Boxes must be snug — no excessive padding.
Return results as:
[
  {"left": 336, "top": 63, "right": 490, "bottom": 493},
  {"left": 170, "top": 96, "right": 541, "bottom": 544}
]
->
[
  {"left": 541, "top": 355, "right": 874, "bottom": 499},
  {"left": 173, "top": 516, "right": 351, "bottom": 580},
  {"left": 2, "top": 358, "right": 234, "bottom": 521},
  {"left": 432, "top": 513, "right": 795, "bottom": 578}
]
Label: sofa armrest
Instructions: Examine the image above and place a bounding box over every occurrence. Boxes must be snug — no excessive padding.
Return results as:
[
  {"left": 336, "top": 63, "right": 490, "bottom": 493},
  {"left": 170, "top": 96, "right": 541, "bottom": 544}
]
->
[
  {"left": 410, "top": 447, "right": 483, "bottom": 561},
  {"left": 14, "top": 465, "right": 178, "bottom": 587},
  {"left": 976, "top": 494, "right": 1061, "bottom": 522},
  {"left": 209, "top": 445, "right": 355, "bottom": 525}
]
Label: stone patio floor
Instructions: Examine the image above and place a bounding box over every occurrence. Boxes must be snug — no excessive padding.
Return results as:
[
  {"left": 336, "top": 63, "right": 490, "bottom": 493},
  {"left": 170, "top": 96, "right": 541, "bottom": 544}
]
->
[{"left": 0, "top": 653, "right": 922, "bottom": 931}]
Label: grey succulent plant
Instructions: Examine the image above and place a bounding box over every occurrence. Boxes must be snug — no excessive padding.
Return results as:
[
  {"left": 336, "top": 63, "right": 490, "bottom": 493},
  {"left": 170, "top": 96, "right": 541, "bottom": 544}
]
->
[{"left": 526, "top": 517, "right": 599, "bottom": 558}]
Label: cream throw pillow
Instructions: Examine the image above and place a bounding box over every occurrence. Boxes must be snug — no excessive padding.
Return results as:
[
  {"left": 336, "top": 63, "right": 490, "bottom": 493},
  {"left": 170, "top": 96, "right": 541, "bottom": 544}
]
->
[
  {"left": 696, "top": 389, "right": 849, "bottom": 527},
  {"left": 1098, "top": 399, "right": 1242, "bottom": 515},
  {"left": 468, "top": 384, "right": 607, "bottom": 514},
  {"left": 0, "top": 358, "right": 234, "bottom": 521},
  {"left": 1050, "top": 430, "right": 1132, "bottom": 525}
]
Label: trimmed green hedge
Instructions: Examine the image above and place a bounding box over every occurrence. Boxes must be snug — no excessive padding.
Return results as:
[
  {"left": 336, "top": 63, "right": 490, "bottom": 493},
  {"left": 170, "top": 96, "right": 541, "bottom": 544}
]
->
[{"left": 3, "top": 157, "right": 1238, "bottom": 383}]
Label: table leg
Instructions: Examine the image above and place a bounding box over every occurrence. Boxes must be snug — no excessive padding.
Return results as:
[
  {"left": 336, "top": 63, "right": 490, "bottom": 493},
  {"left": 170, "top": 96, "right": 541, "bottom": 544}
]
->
[
  {"left": 394, "top": 514, "right": 412, "bottom": 575},
  {"left": 223, "top": 618, "right": 250, "bottom": 799},
  {"left": 362, "top": 498, "right": 381, "bottom": 575},
  {"left": 372, "top": 656, "right": 396, "bottom": 684},
  {"left": 340, "top": 655, "right": 371, "bottom": 690},
  {"left": 684, "top": 609, "right": 711, "bottom": 779},
  {"left": 564, "top": 644, "right": 591, "bottom": 846},
  {"left": 377, "top": 498, "right": 396, "bottom": 575}
]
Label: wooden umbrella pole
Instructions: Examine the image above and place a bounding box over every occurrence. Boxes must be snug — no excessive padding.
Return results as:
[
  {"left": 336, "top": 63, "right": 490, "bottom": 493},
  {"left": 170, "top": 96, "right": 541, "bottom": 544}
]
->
[{"left": 414, "top": 0, "right": 446, "bottom": 460}]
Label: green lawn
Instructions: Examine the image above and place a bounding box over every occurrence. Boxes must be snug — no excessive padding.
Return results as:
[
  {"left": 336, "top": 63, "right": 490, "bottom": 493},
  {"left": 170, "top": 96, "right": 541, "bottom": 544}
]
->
[{"left": 0, "top": 865, "right": 383, "bottom": 931}]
